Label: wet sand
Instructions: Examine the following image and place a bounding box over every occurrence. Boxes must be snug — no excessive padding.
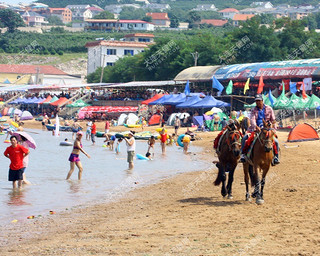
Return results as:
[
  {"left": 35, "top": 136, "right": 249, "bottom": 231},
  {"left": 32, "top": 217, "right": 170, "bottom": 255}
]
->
[{"left": 1, "top": 120, "right": 319, "bottom": 255}]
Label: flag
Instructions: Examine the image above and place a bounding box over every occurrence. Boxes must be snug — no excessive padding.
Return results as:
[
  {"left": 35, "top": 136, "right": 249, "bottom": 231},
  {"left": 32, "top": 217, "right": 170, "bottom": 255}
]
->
[
  {"left": 268, "top": 88, "right": 274, "bottom": 107},
  {"left": 289, "top": 80, "right": 297, "bottom": 94},
  {"left": 243, "top": 78, "right": 250, "bottom": 95},
  {"left": 226, "top": 80, "right": 233, "bottom": 95},
  {"left": 302, "top": 78, "right": 312, "bottom": 91},
  {"left": 257, "top": 76, "right": 264, "bottom": 94},
  {"left": 184, "top": 80, "right": 190, "bottom": 95},
  {"left": 302, "top": 81, "right": 308, "bottom": 99},
  {"left": 212, "top": 77, "right": 224, "bottom": 92}
]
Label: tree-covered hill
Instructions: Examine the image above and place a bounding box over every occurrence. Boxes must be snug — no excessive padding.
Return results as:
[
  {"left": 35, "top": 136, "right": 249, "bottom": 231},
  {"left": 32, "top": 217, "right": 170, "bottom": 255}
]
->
[{"left": 37, "top": 0, "right": 320, "bottom": 9}]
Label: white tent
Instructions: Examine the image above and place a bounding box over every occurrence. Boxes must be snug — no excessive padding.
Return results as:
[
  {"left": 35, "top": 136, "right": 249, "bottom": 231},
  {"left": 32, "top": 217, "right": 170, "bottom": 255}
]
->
[
  {"left": 167, "top": 113, "right": 181, "bottom": 126},
  {"left": 20, "top": 110, "right": 33, "bottom": 120},
  {"left": 117, "top": 113, "right": 127, "bottom": 126},
  {"left": 126, "top": 113, "right": 139, "bottom": 125},
  {"left": 14, "top": 109, "right": 22, "bottom": 116}
]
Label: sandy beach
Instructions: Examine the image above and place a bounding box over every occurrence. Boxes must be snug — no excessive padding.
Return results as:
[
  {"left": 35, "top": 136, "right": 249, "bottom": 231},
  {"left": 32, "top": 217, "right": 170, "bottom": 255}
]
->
[{"left": 1, "top": 120, "right": 319, "bottom": 255}]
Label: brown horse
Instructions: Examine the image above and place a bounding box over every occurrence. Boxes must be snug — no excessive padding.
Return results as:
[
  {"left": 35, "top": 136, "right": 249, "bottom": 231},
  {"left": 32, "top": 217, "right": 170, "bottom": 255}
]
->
[
  {"left": 214, "top": 121, "right": 242, "bottom": 199},
  {"left": 243, "top": 120, "right": 275, "bottom": 205}
]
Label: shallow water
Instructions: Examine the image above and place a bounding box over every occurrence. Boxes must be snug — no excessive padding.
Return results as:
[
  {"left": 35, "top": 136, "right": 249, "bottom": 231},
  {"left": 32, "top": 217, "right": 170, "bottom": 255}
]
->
[{"left": 0, "top": 130, "right": 210, "bottom": 225}]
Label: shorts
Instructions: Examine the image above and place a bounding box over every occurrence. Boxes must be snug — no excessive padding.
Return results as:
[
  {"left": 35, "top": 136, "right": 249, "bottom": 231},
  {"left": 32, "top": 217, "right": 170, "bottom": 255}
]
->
[
  {"left": 8, "top": 168, "right": 24, "bottom": 181},
  {"left": 72, "top": 128, "right": 78, "bottom": 133},
  {"left": 214, "top": 121, "right": 219, "bottom": 125},
  {"left": 127, "top": 151, "right": 135, "bottom": 163},
  {"left": 105, "top": 129, "right": 109, "bottom": 134},
  {"left": 69, "top": 153, "right": 80, "bottom": 162},
  {"left": 91, "top": 133, "right": 96, "bottom": 143},
  {"left": 86, "top": 129, "right": 91, "bottom": 135},
  {"left": 174, "top": 126, "right": 178, "bottom": 130}
]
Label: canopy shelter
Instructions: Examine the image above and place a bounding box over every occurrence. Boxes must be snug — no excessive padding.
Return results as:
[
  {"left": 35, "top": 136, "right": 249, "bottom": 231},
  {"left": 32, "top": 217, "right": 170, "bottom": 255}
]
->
[
  {"left": 50, "top": 97, "right": 70, "bottom": 106},
  {"left": 141, "top": 94, "right": 164, "bottom": 105},
  {"left": 161, "top": 93, "right": 187, "bottom": 105},
  {"left": 176, "top": 95, "right": 202, "bottom": 108},
  {"left": 189, "top": 96, "right": 230, "bottom": 108},
  {"left": 148, "top": 95, "right": 174, "bottom": 105},
  {"left": 66, "top": 99, "right": 90, "bottom": 108},
  {"left": 79, "top": 106, "right": 138, "bottom": 113},
  {"left": 273, "top": 93, "right": 289, "bottom": 110},
  {"left": 174, "top": 66, "right": 221, "bottom": 82},
  {"left": 39, "top": 95, "right": 52, "bottom": 104}
]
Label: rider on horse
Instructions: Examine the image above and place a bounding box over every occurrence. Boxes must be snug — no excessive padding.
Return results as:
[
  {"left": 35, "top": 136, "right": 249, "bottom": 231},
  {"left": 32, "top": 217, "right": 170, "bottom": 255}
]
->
[{"left": 240, "top": 94, "right": 280, "bottom": 165}]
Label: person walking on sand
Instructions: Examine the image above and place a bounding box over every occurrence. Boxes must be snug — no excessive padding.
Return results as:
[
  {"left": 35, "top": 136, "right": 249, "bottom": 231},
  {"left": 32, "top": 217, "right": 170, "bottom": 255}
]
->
[
  {"left": 124, "top": 132, "right": 136, "bottom": 170},
  {"left": 4, "top": 136, "right": 29, "bottom": 189},
  {"left": 159, "top": 128, "right": 167, "bottom": 154},
  {"left": 91, "top": 120, "right": 96, "bottom": 145},
  {"left": 66, "top": 131, "right": 90, "bottom": 180},
  {"left": 174, "top": 116, "right": 180, "bottom": 135}
]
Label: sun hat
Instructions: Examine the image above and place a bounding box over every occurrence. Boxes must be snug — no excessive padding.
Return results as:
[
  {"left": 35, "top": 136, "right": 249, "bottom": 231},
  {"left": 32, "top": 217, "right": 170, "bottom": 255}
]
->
[
  {"left": 128, "top": 131, "right": 134, "bottom": 136},
  {"left": 77, "top": 131, "right": 83, "bottom": 136}
]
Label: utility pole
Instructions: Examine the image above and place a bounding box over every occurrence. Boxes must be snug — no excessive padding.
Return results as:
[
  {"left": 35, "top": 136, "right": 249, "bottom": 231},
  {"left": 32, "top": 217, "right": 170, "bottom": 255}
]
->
[{"left": 191, "top": 51, "right": 198, "bottom": 66}]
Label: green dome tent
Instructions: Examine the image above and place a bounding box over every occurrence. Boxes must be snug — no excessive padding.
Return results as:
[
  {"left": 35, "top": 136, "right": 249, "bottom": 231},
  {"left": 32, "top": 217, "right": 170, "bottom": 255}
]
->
[
  {"left": 285, "top": 94, "right": 301, "bottom": 110},
  {"left": 305, "top": 94, "right": 320, "bottom": 110}
]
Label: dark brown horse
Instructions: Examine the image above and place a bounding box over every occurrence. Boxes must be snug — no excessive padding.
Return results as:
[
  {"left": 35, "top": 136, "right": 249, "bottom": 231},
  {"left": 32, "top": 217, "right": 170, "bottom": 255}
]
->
[
  {"left": 243, "top": 120, "right": 275, "bottom": 205},
  {"left": 214, "top": 121, "right": 242, "bottom": 199}
]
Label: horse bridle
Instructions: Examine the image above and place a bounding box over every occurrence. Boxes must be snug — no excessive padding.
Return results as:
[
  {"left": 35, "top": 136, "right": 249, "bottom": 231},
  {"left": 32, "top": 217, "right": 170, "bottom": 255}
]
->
[
  {"left": 257, "top": 128, "right": 274, "bottom": 147},
  {"left": 226, "top": 130, "right": 242, "bottom": 151}
]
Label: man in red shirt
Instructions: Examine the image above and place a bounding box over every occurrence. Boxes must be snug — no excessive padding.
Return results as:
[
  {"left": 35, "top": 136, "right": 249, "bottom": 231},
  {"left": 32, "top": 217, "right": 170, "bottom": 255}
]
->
[
  {"left": 4, "top": 136, "right": 29, "bottom": 189},
  {"left": 91, "top": 120, "right": 96, "bottom": 145}
]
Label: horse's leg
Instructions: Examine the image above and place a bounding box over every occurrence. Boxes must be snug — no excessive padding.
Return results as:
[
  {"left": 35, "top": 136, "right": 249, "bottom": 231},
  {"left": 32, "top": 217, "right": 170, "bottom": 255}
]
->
[
  {"left": 259, "top": 167, "right": 270, "bottom": 203},
  {"left": 243, "top": 163, "right": 250, "bottom": 201},
  {"left": 251, "top": 164, "right": 260, "bottom": 199},
  {"left": 226, "top": 163, "right": 237, "bottom": 199},
  {"left": 220, "top": 164, "right": 227, "bottom": 197}
]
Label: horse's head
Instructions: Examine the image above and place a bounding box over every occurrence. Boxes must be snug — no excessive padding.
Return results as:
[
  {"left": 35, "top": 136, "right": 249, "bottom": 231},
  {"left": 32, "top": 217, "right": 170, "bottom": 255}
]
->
[
  {"left": 226, "top": 128, "right": 242, "bottom": 157},
  {"left": 260, "top": 121, "right": 275, "bottom": 152}
]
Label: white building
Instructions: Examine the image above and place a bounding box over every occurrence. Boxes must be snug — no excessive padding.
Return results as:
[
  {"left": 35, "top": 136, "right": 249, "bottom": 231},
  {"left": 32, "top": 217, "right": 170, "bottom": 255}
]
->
[
  {"left": 218, "top": 8, "right": 240, "bottom": 19},
  {"left": 85, "top": 40, "right": 152, "bottom": 74},
  {"left": 85, "top": 19, "right": 154, "bottom": 32},
  {"left": 72, "top": 8, "right": 93, "bottom": 21},
  {"left": 250, "top": 2, "right": 273, "bottom": 8}
]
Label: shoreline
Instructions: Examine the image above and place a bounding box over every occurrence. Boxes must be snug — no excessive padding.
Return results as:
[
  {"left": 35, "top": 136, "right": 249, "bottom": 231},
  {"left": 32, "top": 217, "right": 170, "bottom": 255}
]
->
[{"left": 0, "top": 121, "right": 319, "bottom": 255}]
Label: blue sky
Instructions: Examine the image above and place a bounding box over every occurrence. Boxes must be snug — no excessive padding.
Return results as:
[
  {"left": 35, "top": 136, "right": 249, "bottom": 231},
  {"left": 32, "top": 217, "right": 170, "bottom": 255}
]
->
[{"left": 2, "top": 0, "right": 34, "bottom": 5}]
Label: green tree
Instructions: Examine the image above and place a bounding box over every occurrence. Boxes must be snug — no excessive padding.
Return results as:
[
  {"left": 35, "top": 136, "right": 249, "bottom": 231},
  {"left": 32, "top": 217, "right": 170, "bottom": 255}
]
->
[
  {"left": 0, "top": 9, "right": 25, "bottom": 32},
  {"left": 187, "top": 11, "right": 201, "bottom": 29},
  {"left": 119, "top": 7, "right": 146, "bottom": 20},
  {"left": 169, "top": 14, "right": 179, "bottom": 28},
  {"left": 93, "top": 11, "right": 114, "bottom": 19},
  {"left": 47, "top": 16, "right": 64, "bottom": 25},
  {"left": 142, "top": 16, "right": 152, "bottom": 22}
]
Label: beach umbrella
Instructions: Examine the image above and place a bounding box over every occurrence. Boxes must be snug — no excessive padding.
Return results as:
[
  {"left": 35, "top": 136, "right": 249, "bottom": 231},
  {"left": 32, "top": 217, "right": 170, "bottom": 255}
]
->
[{"left": 12, "top": 131, "right": 37, "bottom": 149}]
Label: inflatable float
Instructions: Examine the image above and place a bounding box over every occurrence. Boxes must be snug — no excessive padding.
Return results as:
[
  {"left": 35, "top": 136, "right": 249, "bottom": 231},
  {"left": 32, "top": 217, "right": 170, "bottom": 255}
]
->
[
  {"left": 11, "top": 121, "right": 19, "bottom": 128},
  {"left": 96, "top": 131, "right": 105, "bottom": 137},
  {"left": 136, "top": 153, "right": 149, "bottom": 160},
  {"left": 59, "top": 141, "right": 73, "bottom": 146},
  {"left": 126, "top": 124, "right": 142, "bottom": 128},
  {"left": 177, "top": 134, "right": 185, "bottom": 147},
  {"left": 156, "top": 128, "right": 167, "bottom": 133},
  {"left": 0, "top": 118, "right": 7, "bottom": 122},
  {"left": 4, "top": 140, "right": 10, "bottom": 143}
]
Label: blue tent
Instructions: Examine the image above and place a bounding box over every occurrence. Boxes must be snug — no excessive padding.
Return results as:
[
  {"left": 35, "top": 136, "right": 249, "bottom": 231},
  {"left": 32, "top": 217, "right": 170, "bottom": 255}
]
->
[
  {"left": 162, "top": 93, "right": 187, "bottom": 105},
  {"left": 193, "top": 116, "right": 204, "bottom": 127},
  {"left": 8, "top": 97, "right": 22, "bottom": 104},
  {"left": 176, "top": 95, "right": 202, "bottom": 108},
  {"left": 3, "top": 79, "right": 11, "bottom": 84},
  {"left": 34, "top": 97, "right": 45, "bottom": 104},
  {"left": 189, "top": 96, "right": 230, "bottom": 108},
  {"left": 149, "top": 95, "right": 174, "bottom": 105}
]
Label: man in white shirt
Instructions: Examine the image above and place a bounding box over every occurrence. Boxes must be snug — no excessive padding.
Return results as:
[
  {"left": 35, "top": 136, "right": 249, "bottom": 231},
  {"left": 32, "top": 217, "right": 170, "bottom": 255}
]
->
[{"left": 124, "top": 132, "right": 136, "bottom": 170}]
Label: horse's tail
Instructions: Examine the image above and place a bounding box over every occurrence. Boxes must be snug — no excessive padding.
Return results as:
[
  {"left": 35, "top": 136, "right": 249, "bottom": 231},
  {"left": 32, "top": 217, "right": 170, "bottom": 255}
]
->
[{"left": 214, "top": 164, "right": 223, "bottom": 186}]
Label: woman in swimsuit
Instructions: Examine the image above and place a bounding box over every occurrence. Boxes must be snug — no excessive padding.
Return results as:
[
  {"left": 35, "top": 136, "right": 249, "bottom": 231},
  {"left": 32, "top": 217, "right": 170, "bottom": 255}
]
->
[
  {"left": 159, "top": 128, "right": 167, "bottom": 154},
  {"left": 66, "top": 131, "right": 90, "bottom": 180}
]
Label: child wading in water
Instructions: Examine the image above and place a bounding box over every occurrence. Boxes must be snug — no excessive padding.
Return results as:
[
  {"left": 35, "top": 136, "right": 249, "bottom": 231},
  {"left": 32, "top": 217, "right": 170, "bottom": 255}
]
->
[{"left": 147, "top": 136, "right": 156, "bottom": 157}]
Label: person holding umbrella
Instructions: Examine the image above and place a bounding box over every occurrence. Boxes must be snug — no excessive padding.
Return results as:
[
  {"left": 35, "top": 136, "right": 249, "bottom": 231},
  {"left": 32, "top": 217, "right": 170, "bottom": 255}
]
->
[
  {"left": 4, "top": 136, "right": 29, "bottom": 189},
  {"left": 66, "top": 131, "right": 90, "bottom": 180},
  {"left": 11, "top": 131, "right": 37, "bottom": 185}
]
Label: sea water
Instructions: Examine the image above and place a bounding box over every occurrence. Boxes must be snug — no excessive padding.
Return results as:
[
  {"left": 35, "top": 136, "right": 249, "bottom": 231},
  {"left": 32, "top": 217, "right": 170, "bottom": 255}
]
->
[{"left": 0, "top": 130, "right": 210, "bottom": 226}]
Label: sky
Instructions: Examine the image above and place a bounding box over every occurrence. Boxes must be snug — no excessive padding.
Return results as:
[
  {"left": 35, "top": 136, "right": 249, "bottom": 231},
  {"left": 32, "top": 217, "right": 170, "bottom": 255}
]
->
[{"left": 2, "top": 0, "right": 35, "bottom": 5}]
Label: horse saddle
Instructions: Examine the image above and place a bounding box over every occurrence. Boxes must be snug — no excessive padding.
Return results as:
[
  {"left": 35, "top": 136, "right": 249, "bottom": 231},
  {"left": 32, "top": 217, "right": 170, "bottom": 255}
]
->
[
  {"left": 216, "top": 129, "right": 228, "bottom": 155},
  {"left": 245, "top": 134, "right": 259, "bottom": 166}
]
